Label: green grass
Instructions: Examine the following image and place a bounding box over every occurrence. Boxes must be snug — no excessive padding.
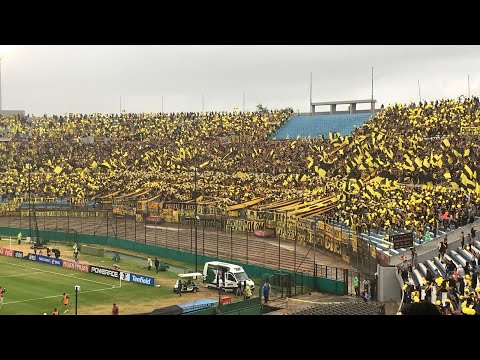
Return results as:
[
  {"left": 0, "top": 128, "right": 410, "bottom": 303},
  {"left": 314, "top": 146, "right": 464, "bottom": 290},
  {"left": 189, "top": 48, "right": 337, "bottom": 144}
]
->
[{"left": 0, "top": 254, "right": 187, "bottom": 315}]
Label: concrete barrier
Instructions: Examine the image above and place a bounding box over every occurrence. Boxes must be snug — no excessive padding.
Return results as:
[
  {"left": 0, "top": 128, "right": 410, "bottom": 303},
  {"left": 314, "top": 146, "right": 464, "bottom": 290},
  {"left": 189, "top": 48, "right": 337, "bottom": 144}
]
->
[{"left": 389, "top": 218, "right": 480, "bottom": 266}]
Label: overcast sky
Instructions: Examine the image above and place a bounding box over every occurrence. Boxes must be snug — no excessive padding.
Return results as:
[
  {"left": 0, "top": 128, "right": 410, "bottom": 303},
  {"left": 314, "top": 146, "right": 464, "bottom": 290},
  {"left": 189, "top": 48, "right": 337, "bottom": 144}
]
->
[{"left": 0, "top": 45, "right": 479, "bottom": 115}]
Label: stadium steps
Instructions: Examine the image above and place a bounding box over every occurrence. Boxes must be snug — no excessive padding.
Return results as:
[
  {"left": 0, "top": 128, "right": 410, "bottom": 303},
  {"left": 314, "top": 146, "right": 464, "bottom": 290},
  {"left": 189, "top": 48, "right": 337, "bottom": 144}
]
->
[
  {"left": 444, "top": 254, "right": 461, "bottom": 269},
  {"left": 418, "top": 263, "right": 428, "bottom": 277},
  {"left": 449, "top": 250, "right": 467, "bottom": 267},
  {"left": 425, "top": 259, "right": 441, "bottom": 277},
  {"left": 457, "top": 247, "right": 474, "bottom": 263},
  {"left": 412, "top": 269, "right": 423, "bottom": 286},
  {"left": 432, "top": 257, "right": 446, "bottom": 277}
]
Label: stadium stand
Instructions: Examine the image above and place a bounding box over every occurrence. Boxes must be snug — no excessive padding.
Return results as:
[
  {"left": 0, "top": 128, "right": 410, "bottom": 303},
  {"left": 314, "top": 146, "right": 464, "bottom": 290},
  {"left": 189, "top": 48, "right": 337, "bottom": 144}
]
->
[
  {"left": 398, "top": 237, "right": 480, "bottom": 315},
  {"left": 271, "top": 113, "right": 371, "bottom": 140}
]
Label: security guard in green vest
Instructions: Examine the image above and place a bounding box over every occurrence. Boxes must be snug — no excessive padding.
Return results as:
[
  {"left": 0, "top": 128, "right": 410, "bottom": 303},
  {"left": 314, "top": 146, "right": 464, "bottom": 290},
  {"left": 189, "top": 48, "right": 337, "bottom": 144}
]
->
[
  {"left": 17, "top": 232, "right": 22, "bottom": 245},
  {"left": 353, "top": 276, "right": 360, "bottom": 297}
]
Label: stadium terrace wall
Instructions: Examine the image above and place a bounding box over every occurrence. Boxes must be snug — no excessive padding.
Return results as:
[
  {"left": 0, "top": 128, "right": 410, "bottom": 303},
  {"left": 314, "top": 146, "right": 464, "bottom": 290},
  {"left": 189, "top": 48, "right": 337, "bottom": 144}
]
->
[
  {"left": 388, "top": 217, "right": 480, "bottom": 266},
  {"left": 0, "top": 226, "right": 345, "bottom": 295}
]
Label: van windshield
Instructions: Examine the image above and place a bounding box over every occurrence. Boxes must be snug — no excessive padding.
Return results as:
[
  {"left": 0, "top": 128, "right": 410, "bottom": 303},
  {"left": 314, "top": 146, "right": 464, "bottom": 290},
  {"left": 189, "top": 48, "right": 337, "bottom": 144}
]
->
[{"left": 234, "top": 272, "right": 249, "bottom": 281}]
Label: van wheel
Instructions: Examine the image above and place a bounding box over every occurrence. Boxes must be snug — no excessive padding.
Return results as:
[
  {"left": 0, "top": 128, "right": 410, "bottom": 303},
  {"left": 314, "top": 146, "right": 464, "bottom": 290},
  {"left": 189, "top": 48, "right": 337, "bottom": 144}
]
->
[{"left": 193, "top": 288, "right": 198, "bottom": 293}]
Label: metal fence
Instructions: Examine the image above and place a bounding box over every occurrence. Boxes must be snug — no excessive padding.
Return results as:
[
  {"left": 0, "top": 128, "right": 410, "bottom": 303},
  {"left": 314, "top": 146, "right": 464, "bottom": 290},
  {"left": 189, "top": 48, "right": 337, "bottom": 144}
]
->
[{"left": 0, "top": 209, "right": 379, "bottom": 281}]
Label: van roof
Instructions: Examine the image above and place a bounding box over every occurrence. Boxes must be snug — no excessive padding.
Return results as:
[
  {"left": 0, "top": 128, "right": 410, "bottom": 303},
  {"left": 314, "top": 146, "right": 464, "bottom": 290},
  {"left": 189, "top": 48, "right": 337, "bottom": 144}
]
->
[
  {"left": 178, "top": 272, "right": 203, "bottom": 278},
  {"left": 205, "top": 261, "right": 244, "bottom": 270}
]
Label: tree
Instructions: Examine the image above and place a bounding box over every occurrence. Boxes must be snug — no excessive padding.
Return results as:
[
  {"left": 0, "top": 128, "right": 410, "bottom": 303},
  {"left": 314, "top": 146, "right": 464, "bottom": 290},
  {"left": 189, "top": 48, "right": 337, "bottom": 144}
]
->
[{"left": 256, "top": 104, "right": 268, "bottom": 112}]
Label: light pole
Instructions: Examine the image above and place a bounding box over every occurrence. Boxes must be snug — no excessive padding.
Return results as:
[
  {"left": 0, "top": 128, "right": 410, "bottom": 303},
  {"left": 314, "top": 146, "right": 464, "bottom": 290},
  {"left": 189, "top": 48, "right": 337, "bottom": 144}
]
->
[
  {"left": 194, "top": 167, "right": 198, "bottom": 272},
  {"left": 28, "top": 163, "right": 32, "bottom": 239},
  {"left": 74, "top": 285, "right": 80, "bottom": 315}
]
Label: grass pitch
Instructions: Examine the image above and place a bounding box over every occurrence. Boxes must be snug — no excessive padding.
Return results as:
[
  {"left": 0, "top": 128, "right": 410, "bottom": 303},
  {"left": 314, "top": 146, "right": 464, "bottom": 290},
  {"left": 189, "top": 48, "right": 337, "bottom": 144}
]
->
[{"left": 0, "top": 249, "right": 200, "bottom": 315}]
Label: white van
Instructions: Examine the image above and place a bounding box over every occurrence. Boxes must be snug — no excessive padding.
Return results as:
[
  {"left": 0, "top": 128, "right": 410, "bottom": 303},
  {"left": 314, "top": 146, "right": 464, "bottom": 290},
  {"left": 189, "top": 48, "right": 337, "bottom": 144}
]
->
[{"left": 203, "top": 261, "right": 255, "bottom": 292}]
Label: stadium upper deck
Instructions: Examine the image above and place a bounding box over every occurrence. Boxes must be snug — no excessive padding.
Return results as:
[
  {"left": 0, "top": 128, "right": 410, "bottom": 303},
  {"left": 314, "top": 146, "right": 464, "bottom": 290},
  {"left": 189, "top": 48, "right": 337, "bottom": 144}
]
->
[{"left": 0, "top": 97, "right": 478, "bottom": 247}]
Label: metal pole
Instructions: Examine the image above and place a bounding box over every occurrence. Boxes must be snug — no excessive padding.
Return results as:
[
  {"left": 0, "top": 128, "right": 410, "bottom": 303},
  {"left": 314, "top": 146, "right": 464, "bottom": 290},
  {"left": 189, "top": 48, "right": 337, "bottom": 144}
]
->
[
  {"left": 216, "top": 221, "right": 219, "bottom": 258},
  {"left": 294, "top": 226, "right": 297, "bottom": 295},
  {"left": 313, "top": 222, "right": 317, "bottom": 291},
  {"left": 144, "top": 215, "right": 147, "bottom": 244},
  {"left": 165, "top": 220, "right": 168, "bottom": 248},
  {"left": 246, "top": 227, "right": 249, "bottom": 264},
  {"left": 418, "top": 80, "right": 422, "bottom": 103},
  {"left": 134, "top": 214, "right": 137, "bottom": 242},
  {"left": 75, "top": 287, "right": 78, "bottom": 315},
  {"left": 368, "top": 238, "right": 371, "bottom": 275},
  {"left": 371, "top": 66, "right": 374, "bottom": 117},
  {"left": 124, "top": 213, "right": 126, "bottom": 240},
  {"left": 230, "top": 227, "right": 233, "bottom": 261},
  {"left": 161, "top": 95, "right": 164, "bottom": 113},
  {"left": 177, "top": 212, "right": 180, "bottom": 250},
  {"left": 309, "top": 72, "right": 312, "bottom": 115},
  {"left": 468, "top": 74, "right": 470, "bottom": 98},
  {"left": 203, "top": 204, "right": 206, "bottom": 256},
  {"left": 194, "top": 168, "right": 198, "bottom": 272},
  {"left": 28, "top": 164, "right": 32, "bottom": 239}
]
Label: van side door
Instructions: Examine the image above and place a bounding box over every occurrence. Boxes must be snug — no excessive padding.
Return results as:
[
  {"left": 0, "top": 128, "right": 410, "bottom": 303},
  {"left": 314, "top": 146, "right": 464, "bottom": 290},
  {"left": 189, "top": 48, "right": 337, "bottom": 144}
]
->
[{"left": 226, "top": 272, "right": 237, "bottom": 290}]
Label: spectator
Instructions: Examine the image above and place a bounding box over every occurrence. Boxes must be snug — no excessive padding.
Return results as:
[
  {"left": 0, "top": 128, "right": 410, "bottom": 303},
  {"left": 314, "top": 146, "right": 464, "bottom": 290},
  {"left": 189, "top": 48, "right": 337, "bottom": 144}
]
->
[
  {"left": 154, "top": 257, "right": 159, "bottom": 273},
  {"left": 147, "top": 257, "right": 152, "bottom": 271},
  {"left": 112, "top": 303, "right": 119, "bottom": 315},
  {"left": 176, "top": 279, "right": 182, "bottom": 297},
  {"left": 353, "top": 276, "right": 360, "bottom": 297},
  {"left": 262, "top": 280, "right": 271, "bottom": 303},
  {"left": 244, "top": 284, "right": 252, "bottom": 299}
]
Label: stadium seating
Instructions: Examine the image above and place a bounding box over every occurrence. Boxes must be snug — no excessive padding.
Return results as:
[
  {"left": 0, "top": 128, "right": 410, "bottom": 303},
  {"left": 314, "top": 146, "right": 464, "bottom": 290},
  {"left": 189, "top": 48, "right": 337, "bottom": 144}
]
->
[{"left": 271, "top": 113, "right": 371, "bottom": 140}]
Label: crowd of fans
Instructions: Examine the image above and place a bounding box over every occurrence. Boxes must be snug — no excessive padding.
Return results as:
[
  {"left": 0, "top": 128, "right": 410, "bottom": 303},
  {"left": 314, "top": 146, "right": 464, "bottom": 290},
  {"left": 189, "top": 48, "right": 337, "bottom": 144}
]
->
[
  {"left": 0, "top": 97, "right": 478, "bottom": 242},
  {"left": 398, "top": 237, "right": 480, "bottom": 315}
]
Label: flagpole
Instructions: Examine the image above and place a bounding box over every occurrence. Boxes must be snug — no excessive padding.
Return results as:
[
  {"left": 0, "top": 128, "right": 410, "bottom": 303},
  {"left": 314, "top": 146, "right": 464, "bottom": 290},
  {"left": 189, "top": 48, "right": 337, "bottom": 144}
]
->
[
  {"left": 418, "top": 80, "right": 422, "bottom": 103},
  {"left": 371, "top": 67, "right": 374, "bottom": 116},
  {"left": 310, "top": 72, "right": 313, "bottom": 115},
  {"left": 468, "top": 74, "right": 470, "bottom": 98}
]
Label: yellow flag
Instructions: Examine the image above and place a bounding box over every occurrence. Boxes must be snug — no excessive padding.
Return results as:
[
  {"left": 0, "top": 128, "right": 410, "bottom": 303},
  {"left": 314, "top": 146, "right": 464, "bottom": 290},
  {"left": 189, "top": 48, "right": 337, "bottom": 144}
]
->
[
  {"left": 314, "top": 166, "right": 326, "bottom": 178},
  {"left": 442, "top": 138, "right": 451, "bottom": 148},
  {"left": 307, "top": 156, "right": 314, "bottom": 169},
  {"left": 465, "top": 164, "right": 473, "bottom": 178},
  {"left": 101, "top": 160, "right": 111, "bottom": 169},
  {"left": 54, "top": 166, "right": 63, "bottom": 175},
  {"left": 464, "top": 148, "right": 471, "bottom": 157},
  {"left": 414, "top": 157, "right": 423, "bottom": 168}
]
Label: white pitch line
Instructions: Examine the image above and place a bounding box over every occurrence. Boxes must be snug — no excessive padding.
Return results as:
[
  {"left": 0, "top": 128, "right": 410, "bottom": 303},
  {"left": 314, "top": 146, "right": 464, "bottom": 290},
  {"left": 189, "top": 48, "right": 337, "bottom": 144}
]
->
[
  {"left": 2, "top": 286, "right": 118, "bottom": 305},
  {"left": 0, "top": 271, "right": 43, "bottom": 278},
  {"left": 0, "top": 260, "right": 113, "bottom": 287}
]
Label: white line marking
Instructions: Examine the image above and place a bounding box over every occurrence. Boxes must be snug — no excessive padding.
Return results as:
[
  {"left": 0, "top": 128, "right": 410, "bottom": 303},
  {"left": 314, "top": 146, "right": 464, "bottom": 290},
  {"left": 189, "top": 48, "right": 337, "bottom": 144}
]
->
[
  {"left": 0, "top": 260, "right": 113, "bottom": 287},
  {"left": 2, "top": 286, "right": 118, "bottom": 305},
  {"left": 0, "top": 271, "right": 43, "bottom": 278}
]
